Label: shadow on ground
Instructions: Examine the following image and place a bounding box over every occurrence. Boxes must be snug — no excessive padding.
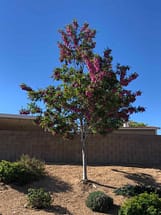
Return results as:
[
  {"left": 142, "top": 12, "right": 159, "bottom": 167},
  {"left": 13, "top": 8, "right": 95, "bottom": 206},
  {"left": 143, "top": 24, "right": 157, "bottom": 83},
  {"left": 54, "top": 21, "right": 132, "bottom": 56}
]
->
[
  {"left": 43, "top": 205, "right": 73, "bottom": 214},
  {"left": 88, "top": 180, "right": 117, "bottom": 189},
  {"left": 107, "top": 204, "right": 120, "bottom": 215},
  {"left": 10, "top": 174, "right": 72, "bottom": 194},
  {"left": 26, "top": 205, "right": 73, "bottom": 215},
  {"left": 112, "top": 168, "right": 161, "bottom": 187}
]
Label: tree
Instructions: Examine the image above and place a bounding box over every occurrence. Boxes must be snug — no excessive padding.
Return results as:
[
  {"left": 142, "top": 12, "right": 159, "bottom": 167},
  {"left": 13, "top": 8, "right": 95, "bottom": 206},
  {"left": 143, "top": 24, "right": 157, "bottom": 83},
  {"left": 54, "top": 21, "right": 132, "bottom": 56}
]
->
[
  {"left": 20, "top": 20, "right": 145, "bottom": 181},
  {"left": 128, "top": 121, "right": 147, "bottom": 127}
]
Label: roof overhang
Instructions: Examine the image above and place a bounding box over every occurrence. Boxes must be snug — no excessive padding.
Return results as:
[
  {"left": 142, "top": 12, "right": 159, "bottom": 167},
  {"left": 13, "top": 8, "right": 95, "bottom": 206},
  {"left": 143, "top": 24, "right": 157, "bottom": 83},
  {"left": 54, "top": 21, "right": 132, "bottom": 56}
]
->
[
  {"left": 0, "top": 113, "right": 160, "bottom": 133},
  {"left": 0, "top": 113, "right": 39, "bottom": 131}
]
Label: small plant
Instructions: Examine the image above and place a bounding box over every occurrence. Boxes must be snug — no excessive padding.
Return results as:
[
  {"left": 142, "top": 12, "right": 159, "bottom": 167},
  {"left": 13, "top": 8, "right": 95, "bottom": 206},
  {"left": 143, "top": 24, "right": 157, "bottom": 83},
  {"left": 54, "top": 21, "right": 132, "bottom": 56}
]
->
[
  {"left": 86, "top": 191, "right": 113, "bottom": 213},
  {"left": 119, "top": 192, "right": 161, "bottom": 215},
  {"left": 27, "top": 188, "right": 52, "bottom": 209},
  {"left": 0, "top": 155, "right": 45, "bottom": 185},
  {"left": 114, "top": 184, "right": 161, "bottom": 197}
]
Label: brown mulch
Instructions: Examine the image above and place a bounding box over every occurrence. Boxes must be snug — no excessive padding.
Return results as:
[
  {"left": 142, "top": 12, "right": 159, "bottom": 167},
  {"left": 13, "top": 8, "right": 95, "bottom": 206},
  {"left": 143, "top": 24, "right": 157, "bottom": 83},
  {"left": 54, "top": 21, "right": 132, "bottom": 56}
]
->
[{"left": 1, "top": 164, "right": 161, "bottom": 215}]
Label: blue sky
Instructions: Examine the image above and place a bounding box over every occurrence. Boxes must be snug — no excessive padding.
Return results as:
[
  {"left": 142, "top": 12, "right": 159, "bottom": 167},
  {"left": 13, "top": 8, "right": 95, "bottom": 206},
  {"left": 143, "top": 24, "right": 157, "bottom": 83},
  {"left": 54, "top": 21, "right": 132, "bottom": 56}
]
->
[{"left": 0, "top": 0, "right": 161, "bottom": 131}]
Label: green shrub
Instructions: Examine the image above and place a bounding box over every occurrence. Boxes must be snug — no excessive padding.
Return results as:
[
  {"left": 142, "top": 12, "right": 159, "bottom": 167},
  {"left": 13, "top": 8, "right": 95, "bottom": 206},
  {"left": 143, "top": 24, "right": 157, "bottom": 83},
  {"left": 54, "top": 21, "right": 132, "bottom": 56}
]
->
[
  {"left": 114, "top": 184, "right": 136, "bottom": 197},
  {"left": 119, "top": 192, "right": 161, "bottom": 215},
  {"left": 114, "top": 184, "right": 161, "bottom": 197},
  {"left": 0, "top": 160, "right": 16, "bottom": 183},
  {"left": 19, "top": 154, "right": 45, "bottom": 178},
  {"left": 12, "top": 162, "right": 39, "bottom": 185},
  {"left": 86, "top": 191, "right": 113, "bottom": 213},
  {"left": 27, "top": 188, "right": 52, "bottom": 209},
  {"left": 0, "top": 155, "right": 45, "bottom": 185}
]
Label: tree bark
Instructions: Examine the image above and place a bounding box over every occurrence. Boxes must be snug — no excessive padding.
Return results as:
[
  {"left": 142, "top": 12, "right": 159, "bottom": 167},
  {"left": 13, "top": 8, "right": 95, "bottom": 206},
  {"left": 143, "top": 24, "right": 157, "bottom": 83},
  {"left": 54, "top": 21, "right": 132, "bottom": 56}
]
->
[{"left": 81, "top": 129, "right": 88, "bottom": 181}]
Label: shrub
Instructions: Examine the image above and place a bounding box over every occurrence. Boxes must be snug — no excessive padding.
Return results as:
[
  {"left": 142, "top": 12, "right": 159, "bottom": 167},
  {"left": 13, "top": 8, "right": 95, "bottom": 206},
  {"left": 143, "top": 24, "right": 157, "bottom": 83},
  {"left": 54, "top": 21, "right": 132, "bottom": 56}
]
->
[
  {"left": 15, "top": 154, "right": 46, "bottom": 185},
  {"left": 19, "top": 154, "right": 45, "bottom": 178},
  {"left": 27, "top": 188, "right": 52, "bottom": 209},
  {"left": 114, "top": 184, "right": 136, "bottom": 197},
  {"left": 0, "top": 155, "right": 45, "bottom": 185},
  {"left": 0, "top": 160, "right": 16, "bottom": 183},
  {"left": 11, "top": 162, "right": 39, "bottom": 185},
  {"left": 86, "top": 191, "right": 113, "bottom": 213},
  {"left": 114, "top": 184, "right": 161, "bottom": 197},
  {"left": 119, "top": 192, "right": 161, "bottom": 215}
]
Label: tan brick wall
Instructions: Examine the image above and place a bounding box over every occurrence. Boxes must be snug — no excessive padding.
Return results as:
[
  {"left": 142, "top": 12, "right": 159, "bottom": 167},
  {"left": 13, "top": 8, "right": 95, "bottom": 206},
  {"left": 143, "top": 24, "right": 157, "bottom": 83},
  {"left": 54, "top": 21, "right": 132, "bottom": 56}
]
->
[{"left": 0, "top": 130, "right": 161, "bottom": 167}]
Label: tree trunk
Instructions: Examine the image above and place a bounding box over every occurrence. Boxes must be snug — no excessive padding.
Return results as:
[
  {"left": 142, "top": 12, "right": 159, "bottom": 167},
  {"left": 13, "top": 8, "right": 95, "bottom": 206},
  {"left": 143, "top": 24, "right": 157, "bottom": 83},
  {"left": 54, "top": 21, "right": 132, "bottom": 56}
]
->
[{"left": 81, "top": 130, "right": 88, "bottom": 181}]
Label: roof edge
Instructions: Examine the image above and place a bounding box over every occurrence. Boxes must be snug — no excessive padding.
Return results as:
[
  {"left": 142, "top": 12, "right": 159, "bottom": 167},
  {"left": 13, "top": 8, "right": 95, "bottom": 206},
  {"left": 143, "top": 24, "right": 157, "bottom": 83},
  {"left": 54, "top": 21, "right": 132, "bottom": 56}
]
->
[
  {"left": 0, "top": 113, "right": 35, "bottom": 120},
  {"left": 0, "top": 113, "right": 160, "bottom": 130}
]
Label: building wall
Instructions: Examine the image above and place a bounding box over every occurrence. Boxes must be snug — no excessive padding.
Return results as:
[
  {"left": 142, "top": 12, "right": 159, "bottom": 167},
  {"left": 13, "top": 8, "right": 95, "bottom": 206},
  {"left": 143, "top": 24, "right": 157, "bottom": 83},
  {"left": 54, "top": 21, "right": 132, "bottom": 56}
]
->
[{"left": 0, "top": 130, "right": 161, "bottom": 167}]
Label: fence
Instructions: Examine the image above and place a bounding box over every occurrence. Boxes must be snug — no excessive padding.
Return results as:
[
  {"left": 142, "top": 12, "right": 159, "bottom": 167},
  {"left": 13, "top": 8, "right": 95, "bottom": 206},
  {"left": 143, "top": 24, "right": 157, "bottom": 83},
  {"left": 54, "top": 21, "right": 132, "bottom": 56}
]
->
[{"left": 0, "top": 130, "right": 161, "bottom": 167}]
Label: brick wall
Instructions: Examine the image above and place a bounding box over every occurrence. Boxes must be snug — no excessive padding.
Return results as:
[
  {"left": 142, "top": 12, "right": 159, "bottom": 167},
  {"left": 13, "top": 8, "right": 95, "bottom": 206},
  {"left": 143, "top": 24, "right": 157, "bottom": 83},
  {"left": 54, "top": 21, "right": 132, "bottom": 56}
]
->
[{"left": 0, "top": 130, "right": 161, "bottom": 167}]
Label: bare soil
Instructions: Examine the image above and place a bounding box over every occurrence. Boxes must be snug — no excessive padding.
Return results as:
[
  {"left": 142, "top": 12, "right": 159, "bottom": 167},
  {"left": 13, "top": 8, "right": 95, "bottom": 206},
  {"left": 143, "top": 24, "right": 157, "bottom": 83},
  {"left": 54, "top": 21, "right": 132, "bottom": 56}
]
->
[{"left": 1, "top": 164, "right": 161, "bottom": 215}]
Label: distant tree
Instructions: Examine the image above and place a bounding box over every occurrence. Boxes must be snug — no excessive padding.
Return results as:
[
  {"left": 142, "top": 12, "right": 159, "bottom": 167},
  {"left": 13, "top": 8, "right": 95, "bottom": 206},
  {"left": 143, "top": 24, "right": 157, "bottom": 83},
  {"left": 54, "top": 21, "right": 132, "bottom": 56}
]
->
[
  {"left": 128, "top": 121, "right": 147, "bottom": 127},
  {"left": 20, "top": 20, "right": 145, "bottom": 181}
]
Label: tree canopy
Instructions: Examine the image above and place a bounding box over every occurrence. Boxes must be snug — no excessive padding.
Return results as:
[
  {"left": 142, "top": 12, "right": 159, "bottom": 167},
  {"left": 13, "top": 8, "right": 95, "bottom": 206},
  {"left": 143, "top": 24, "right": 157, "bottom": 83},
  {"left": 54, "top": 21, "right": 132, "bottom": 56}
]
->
[{"left": 128, "top": 121, "right": 147, "bottom": 127}]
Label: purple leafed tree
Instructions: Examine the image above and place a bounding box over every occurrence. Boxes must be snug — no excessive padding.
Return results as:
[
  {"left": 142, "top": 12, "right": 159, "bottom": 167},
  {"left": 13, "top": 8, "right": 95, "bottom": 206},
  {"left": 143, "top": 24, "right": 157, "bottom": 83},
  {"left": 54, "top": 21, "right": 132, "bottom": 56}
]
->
[{"left": 20, "top": 20, "right": 145, "bottom": 181}]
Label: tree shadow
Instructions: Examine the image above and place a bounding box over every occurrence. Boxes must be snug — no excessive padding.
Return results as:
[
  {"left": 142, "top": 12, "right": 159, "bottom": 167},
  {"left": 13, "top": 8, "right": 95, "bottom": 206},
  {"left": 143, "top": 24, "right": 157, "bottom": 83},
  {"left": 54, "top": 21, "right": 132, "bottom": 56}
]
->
[
  {"left": 10, "top": 174, "right": 72, "bottom": 194},
  {"left": 88, "top": 180, "right": 117, "bottom": 189},
  {"left": 112, "top": 168, "right": 161, "bottom": 187}
]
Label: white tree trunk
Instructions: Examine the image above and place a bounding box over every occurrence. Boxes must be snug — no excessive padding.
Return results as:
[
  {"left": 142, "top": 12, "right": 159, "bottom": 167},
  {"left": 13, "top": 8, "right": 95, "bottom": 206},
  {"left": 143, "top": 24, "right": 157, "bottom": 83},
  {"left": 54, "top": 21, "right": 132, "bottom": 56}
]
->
[{"left": 81, "top": 130, "right": 88, "bottom": 181}]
